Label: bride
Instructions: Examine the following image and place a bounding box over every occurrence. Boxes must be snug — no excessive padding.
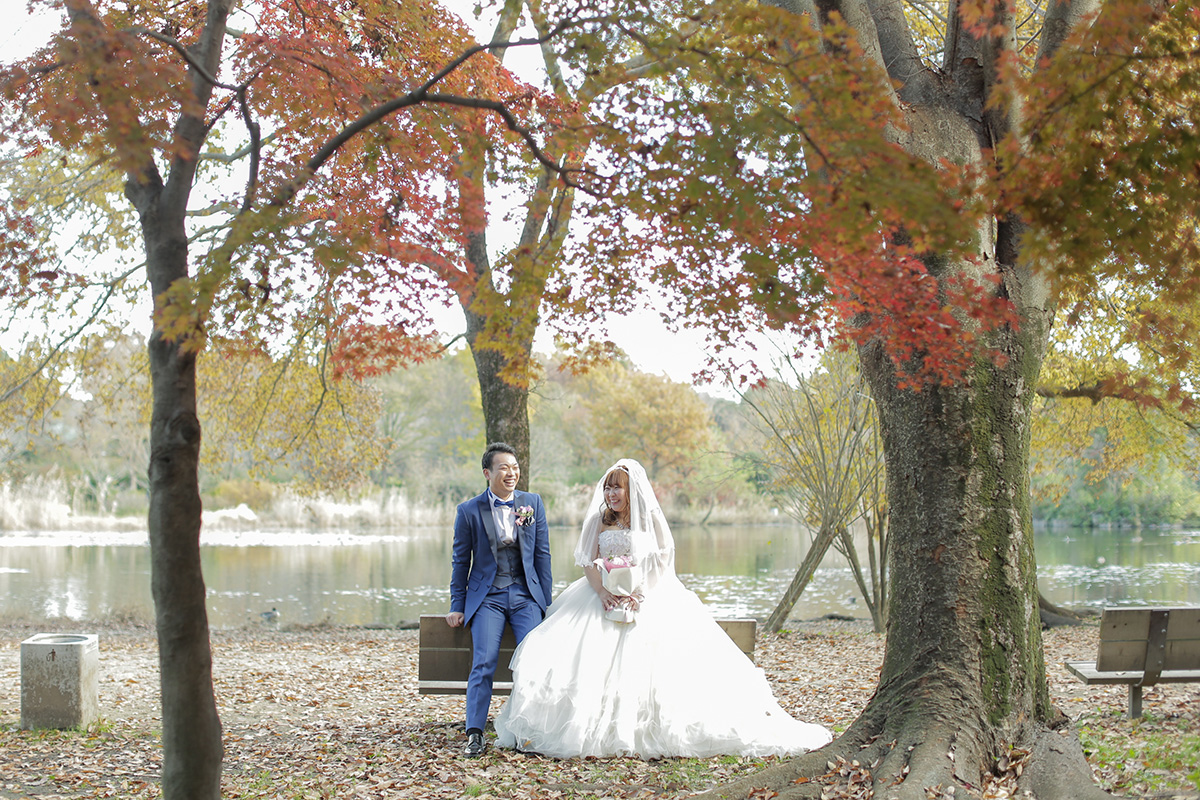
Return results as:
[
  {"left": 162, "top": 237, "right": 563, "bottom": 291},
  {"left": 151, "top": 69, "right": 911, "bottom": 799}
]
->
[{"left": 494, "top": 459, "right": 832, "bottom": 759}]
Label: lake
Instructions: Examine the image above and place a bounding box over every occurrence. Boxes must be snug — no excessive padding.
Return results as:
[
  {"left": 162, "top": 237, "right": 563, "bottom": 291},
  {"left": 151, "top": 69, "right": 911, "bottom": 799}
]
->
[{"left": 0, "top": 524, "right": 1197, "bottom": 628}]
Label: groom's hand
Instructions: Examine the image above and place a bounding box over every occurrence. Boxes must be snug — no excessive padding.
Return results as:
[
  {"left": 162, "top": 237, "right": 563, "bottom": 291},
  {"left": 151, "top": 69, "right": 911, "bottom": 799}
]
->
[{"left": 445, "top": 612, "right": 465, "bottom": 627}]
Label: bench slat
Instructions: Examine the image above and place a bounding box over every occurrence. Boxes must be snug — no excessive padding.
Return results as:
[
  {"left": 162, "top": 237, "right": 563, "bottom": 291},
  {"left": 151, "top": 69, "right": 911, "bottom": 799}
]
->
[
  {"left": 1066, "top": 661, "right": 1200, "bottom": 686},
  {"left": 1099, "top": 608, "right": 1151, "bottom": 641},
  {"left": 1166, "top": 609, "right": 1200, "bottom": 640},
  {"left": 1097, "top": 640, "right": 1153, "bottom": 673},
  {"left": 419, "top": 649, "right": 516, "bottom": 683},
  {"left": 419, "top": 615, "right": 519, "bottom": 648},
  {"left": 1166, "top": 639, "right": 1200, "bottom": 670}
]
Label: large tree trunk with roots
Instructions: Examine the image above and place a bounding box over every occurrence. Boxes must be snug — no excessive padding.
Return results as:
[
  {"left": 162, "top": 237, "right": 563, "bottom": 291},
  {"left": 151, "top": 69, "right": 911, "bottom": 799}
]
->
[
  {"left": 704, "top": 277, "right": 1112, "bottom": 800},
  {"left": 705, "top": 0, "right": 1130, "bottom": 795}
]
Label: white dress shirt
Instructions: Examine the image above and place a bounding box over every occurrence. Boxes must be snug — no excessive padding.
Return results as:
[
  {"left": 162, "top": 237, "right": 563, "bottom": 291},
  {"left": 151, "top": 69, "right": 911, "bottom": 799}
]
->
[{"left": 487, "top": 489, "right": 516, "bottom": 545}]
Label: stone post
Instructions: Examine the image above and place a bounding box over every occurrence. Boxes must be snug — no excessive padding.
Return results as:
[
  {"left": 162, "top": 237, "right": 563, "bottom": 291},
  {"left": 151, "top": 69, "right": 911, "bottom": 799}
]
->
[{"left": 20, "top": 633, "right": 99, "bottom": 730}]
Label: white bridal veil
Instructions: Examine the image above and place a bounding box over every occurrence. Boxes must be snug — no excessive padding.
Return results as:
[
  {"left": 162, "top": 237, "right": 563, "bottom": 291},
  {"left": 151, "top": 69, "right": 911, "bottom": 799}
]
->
[{"left": 572, "top": 459, "right": 676, "bottom": 585}]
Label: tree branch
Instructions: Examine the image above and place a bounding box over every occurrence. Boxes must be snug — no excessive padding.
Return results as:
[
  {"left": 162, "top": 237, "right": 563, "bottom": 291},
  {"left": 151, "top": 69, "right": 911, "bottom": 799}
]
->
[
  {"left": 125, "top": 26, "right": 242, "bottom": 92},
  {"left": 288, "top": 19, "right": 608, "bottom": 206},
  {"left": 865, "top": 0, "right": 939, "bottom": 103},
  {"left": 200, "top": 131, "right": 280, "bottom": 163},
  {"left": 823, "top": 0, "right": 898, "bottom": 107},
  {"left": 162, "top": 0, "right": 235, "bottom": 216},
  {"left": 435, "top": 332, "right": 467, "bottom": 355},
  {"left": 0, "top": 267, "right": 136, "bottom": 404},
  {"left": 236, "top": 84, "right": 261, "bottom": 212},
  {"left": 1035, "top": 382, "right": 1108, "bottom": 404},
  {"left": 1037, "top": 0, "right": 1102, "bottom": 64}
]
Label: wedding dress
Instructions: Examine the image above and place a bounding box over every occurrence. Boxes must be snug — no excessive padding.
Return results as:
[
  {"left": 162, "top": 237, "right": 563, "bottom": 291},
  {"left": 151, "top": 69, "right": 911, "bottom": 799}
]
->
[{"left": 494, "top": 460, "right": 832, "bottom": 759}]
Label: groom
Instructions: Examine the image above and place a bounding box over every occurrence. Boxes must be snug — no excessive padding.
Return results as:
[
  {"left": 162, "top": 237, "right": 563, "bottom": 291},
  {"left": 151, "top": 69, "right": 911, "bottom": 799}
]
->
[{"left": 446, "top": 442, "right": 552, "bottom": 757}]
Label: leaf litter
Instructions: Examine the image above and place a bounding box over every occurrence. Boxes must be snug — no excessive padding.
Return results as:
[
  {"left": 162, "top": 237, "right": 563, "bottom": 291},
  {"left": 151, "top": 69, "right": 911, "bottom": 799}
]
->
[{"left": 0, "top": 619, "right": 1196, "bottom": 799}]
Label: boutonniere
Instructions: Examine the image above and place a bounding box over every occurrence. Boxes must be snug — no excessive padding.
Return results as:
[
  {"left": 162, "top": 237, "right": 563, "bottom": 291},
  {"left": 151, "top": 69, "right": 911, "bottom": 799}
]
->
[{"left": 515, "top": 505, "right": 535, "bottom": 527}]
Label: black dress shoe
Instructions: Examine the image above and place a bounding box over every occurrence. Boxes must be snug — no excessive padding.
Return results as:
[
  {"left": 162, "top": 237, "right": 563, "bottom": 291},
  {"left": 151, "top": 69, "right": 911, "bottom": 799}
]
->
[{"left": 464, "top": 731, "right": 486, "bottom": 757}]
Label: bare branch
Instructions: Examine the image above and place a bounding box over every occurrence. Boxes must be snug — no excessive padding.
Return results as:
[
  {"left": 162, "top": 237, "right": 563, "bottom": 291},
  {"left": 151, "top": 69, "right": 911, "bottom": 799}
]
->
[
  {"left": 429, "top": 93, "right": 601, "bottom": 191},
  {"left": 1035, "top": 382, "right": 1108, "bottom": 404},
  {"left": 435, "top": 332, "right": 468, "bottom": 355}
]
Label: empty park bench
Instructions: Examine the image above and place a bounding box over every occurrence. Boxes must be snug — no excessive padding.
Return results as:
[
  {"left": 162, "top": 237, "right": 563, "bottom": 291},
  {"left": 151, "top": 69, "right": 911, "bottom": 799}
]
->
[
  {"left": 1064, "top": 606, "right": 1200, "bottom": 719},
  {"left": 418, "top": 614, "right": 758, "bottom": 695}
]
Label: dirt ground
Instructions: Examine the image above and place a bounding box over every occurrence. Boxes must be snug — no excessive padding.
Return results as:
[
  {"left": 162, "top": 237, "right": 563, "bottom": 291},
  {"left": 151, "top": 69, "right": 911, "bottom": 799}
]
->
[{"left": 1, "top": 618, "right": 1196, "bottom": 799}]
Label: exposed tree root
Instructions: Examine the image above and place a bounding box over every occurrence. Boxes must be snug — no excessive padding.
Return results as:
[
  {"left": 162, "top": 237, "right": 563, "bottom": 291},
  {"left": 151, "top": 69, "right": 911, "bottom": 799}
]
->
[
  {"left": 697, "top": 719, "right": 1136, "bottom": 800},
  {"left": 1038, "top": 593, "right": 1095, "bottom": 629}
]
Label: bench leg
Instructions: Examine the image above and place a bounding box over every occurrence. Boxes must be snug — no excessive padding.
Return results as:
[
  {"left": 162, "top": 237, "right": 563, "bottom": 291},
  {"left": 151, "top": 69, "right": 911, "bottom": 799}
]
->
[{"left": 1127, "top": 684, "right": 1142, "bottom": 719}]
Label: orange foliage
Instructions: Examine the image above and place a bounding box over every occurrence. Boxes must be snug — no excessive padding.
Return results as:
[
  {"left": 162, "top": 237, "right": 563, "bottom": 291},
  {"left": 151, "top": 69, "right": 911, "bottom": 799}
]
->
[{"left": 1, "top": 0, "right": 1197, "bottom": 402}]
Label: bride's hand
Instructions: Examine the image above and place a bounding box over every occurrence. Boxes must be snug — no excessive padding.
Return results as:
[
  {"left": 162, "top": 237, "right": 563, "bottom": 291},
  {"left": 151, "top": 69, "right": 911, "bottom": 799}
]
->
[{"left": 597, "top": 588, "right": 620, "bottom": 611}]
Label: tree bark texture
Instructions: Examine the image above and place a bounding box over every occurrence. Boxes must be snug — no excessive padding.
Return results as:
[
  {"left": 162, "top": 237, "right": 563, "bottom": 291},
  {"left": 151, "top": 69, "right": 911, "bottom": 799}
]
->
[
  {"left": 848, "top": 318, "right": 1066, "bottom": 794},
  {"left": 707, "top": 251, "right": 1110, "bottom": 800}
]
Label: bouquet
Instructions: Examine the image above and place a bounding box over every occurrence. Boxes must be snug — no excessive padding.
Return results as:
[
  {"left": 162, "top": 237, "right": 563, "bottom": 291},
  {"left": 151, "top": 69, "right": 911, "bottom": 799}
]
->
[
  {"left": 594, "top": 555, "right": 640, "bottom": 623},
  {"left": 514, "top": 505, "right": 535, "bottom": 527}
]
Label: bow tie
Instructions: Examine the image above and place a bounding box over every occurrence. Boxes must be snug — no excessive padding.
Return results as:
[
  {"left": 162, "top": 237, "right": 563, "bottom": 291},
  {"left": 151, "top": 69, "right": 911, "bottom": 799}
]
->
[{"left": 493, "top": 498, "right": 514, "bottom": 508}]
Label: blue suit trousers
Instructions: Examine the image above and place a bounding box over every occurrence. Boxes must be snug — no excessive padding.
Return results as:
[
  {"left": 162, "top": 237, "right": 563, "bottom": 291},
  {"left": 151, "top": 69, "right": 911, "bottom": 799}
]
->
[{"left": 466, "top": 582, "right": 543, "bottom": 732}]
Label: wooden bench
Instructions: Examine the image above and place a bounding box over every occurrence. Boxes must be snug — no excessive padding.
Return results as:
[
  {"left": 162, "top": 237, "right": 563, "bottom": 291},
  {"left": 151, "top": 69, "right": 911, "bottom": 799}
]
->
[
  {"left": 1065, "top": 606, "right": 1200, "bottom": 719},
  {"left": 418, "top": 614, "right": 758, "bottom": 695}
]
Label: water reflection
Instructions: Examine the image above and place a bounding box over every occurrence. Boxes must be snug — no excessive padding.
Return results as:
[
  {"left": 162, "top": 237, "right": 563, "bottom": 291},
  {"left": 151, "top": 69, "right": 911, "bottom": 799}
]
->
[
  {"left": 1034, "top": 527, "right": 1200, "bottom": 610},
  {"left": 0, "top": 525, "right": 1196, "bottom": 628}
]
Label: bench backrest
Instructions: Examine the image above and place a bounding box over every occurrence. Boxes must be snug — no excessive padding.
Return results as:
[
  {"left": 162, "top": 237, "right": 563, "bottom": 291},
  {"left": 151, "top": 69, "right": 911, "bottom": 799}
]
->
[
  {"left": 419, "top": 615, "right": 520, "bottom": 686},
  {"left": 1096, "top": 607, "right": 1200, "bottom": 673},
  {"left": 418, "top": 614, "right": 757, "bottom": 687}
]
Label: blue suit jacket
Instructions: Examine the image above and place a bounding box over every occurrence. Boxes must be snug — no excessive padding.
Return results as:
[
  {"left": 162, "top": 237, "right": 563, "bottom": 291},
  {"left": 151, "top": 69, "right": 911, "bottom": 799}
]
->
[{"left": 449, "top": 489, "right": 553, "bottom": 625}]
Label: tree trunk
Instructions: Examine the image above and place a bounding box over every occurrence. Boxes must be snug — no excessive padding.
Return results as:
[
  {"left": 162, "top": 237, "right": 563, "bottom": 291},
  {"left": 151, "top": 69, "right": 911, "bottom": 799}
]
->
[
  {"left": 459, "top": 220, "right": 533, "bottom": 491},
  {"left": 140, "top": 212, "right": 223, "bottom": 798},
  {"left": 455, "top": 129, "right": 537, "bottom": 492},
  {"left": 466, "top": 319, "right": 533, "bottom": 489},
  {"left": 835, "top": 526, "right": 882, "bottom": 633},
  {"left": 764, "top": 523, "right": 841, "bottom": 633},
  {"left": 706, "top": 307, "right": 1115, "bottom": 799},
  {"left": 700, "top": 0, "right": 1133, "bottom": 793},
  {"left": 837, "top": 324, "right": 1094, "bottom": 797}
]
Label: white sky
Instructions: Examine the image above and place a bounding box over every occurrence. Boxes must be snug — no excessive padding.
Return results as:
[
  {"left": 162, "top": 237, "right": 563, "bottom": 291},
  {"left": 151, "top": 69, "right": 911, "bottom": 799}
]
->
[{"left": 0, "top": 0, "right": 795, "bottom": 397}]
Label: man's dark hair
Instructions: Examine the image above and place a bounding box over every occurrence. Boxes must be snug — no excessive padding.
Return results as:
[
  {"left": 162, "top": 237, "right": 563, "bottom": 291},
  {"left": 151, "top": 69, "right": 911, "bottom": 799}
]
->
[{"left": 482, "top": 442, "right": 518, "bottom": 471}]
